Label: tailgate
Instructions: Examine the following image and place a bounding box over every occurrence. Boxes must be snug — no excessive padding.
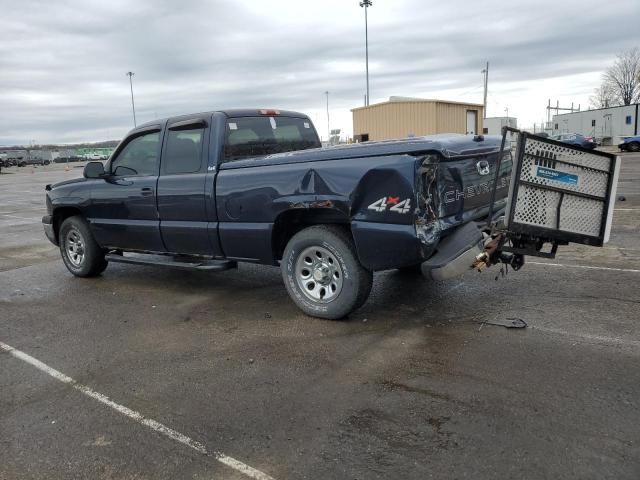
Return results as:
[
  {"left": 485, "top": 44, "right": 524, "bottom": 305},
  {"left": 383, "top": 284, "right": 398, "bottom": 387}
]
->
[{"left": 438, "top": 149, "right": 512, "bottom": 221}]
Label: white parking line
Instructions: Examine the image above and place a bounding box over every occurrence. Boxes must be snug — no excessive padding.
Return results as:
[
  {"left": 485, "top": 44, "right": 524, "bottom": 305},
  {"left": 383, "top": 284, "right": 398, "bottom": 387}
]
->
[
  {"left": 533, "top": 326, "right": 640, "bottom": 349},
  {"left": 1, "top": 214, "right": 35, "bottom": 220},
  {"left": 0, "top": 341, "right": 275, "bottom": 480},
  {"left": 528, "top": 261, "right": 640, "bottom": 273}
]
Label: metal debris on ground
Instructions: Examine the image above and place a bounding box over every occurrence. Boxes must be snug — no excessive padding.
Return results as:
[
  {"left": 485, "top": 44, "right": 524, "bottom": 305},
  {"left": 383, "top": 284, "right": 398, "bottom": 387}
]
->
[{"left": 478, "top": 317, "right": 528, "bottom": 331}]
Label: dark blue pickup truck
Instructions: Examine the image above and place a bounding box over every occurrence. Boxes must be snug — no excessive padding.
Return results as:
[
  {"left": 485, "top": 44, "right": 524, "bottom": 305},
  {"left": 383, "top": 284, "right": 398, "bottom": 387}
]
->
[{"left": 43, "top": 109, "right": 511, "bottom": 319}]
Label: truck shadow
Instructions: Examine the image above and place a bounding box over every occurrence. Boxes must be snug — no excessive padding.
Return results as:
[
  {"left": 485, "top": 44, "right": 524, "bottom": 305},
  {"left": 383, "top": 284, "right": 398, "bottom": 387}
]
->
[{"left": 96, "top": 261, "right": 493, "bottom": 329}]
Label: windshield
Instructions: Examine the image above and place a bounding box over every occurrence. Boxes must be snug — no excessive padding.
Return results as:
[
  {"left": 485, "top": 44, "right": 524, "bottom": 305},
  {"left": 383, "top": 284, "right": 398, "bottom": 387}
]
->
[{"left": 223, "top": 116, "right": 320, "bottom": 162}]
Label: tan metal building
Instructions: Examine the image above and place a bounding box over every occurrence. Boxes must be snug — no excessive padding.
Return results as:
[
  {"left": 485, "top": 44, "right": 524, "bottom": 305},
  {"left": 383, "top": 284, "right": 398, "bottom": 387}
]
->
[{"left": 352, "top": 97, "right": 484, "bottom": 142}]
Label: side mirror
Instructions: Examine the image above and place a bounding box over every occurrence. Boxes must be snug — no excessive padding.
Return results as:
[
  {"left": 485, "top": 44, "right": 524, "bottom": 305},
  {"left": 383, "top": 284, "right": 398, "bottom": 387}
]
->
[{"left": 84, "top": 161, "right": 105, "bottom": 179}]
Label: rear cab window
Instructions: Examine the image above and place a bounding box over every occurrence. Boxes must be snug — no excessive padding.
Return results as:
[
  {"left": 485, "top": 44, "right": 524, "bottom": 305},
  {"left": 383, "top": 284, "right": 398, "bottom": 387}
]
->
[{"left": 223, "top": 116, "right": 320, "bottom": 162}]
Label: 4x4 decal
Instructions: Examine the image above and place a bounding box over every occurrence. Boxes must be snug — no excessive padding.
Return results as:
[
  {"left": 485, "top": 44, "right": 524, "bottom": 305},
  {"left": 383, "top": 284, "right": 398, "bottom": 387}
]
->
[{"left": 367, "top": 196, "right": 411, "bottom": 214}]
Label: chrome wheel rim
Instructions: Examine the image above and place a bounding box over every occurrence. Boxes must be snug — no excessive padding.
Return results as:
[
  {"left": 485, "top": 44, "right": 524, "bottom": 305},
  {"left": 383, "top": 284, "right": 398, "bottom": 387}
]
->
[
  {"left": 65, "top": 228, "right": 85, "bottom": 267},
  {"left": 295, "top": 246, "right": 343, "bottom": 303}
]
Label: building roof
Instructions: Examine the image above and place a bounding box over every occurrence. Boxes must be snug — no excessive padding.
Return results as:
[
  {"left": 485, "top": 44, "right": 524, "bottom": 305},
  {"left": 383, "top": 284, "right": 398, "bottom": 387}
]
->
[
  {"left": 351, "top": 96, "right": 484, "bottom": 112},
  {"left": 553, "top": 103, "right": 639, "bottom": 117}
]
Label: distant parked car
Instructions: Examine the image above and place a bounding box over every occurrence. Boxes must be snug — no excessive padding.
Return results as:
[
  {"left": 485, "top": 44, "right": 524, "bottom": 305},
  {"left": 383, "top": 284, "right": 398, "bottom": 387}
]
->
[
  {"left": 16, "top": 158, "right": 51, "bottom": 167},
  {"left": 7, "top": 157, "right": 26, "bottom": 166},
  {"left": 54, "top": 156, "right": 83, "bottom": 163},
  {"left": 619, "top": 135, "right": 640, "bottom": 152},
  {"left": 550, "top": 133, "right": 597, "bottom": 150}
]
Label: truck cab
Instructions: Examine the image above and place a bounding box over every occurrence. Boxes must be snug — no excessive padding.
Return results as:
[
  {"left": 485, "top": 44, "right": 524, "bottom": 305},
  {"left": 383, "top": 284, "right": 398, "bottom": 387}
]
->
[{"left": 44, "top": 109, "right": 321, "bottom": 256}]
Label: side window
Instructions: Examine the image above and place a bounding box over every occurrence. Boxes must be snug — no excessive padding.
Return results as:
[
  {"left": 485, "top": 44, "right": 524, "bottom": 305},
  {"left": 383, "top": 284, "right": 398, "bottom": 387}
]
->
[
  {"left": 163, "top": 129, "right": 204, "bottom": 174},
  {"left": 626, "top": 115, "right": 632, "bottom": 125},
  {"left": 111, "top": 132, "right": 160, "bottom": 176}
]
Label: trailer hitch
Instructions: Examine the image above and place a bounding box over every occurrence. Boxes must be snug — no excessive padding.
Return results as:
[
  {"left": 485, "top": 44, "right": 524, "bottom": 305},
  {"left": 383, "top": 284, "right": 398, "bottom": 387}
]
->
[{"left": 471, "top": 233, "right": 525, "bottom": 273}]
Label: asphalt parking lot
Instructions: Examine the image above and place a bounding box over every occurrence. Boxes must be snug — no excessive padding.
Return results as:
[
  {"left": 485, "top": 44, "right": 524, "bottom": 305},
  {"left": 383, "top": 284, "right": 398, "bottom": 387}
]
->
[{"left": 1, "top": 156, "right": 639, "bottom": 479}]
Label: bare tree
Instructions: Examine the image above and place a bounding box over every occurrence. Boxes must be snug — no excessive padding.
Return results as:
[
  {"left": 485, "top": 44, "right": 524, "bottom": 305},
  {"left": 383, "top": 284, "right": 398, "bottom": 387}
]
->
[
  {"left": 603, "top": 48, "right": 640, "bottom": 105},
  {"left": 589, "top": 82, "right": 619, "bottom": 109}
]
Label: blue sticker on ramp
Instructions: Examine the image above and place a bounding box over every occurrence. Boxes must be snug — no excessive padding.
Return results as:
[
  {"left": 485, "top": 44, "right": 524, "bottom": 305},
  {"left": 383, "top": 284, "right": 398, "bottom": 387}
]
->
[{"left": 536, "top": 166, "right": 578, "bottom": 185}]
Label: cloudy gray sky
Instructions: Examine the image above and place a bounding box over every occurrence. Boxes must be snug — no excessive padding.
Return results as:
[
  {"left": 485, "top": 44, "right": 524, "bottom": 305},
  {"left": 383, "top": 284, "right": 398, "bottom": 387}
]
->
[{"left": 1, "top": 0, "right": 638, "bottom": 145}]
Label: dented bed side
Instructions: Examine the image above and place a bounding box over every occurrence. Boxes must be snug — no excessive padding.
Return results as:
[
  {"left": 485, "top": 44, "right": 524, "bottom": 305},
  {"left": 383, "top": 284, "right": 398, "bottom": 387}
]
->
[{"left": 215, "top": 135, "right": 512, "bottom": 271}]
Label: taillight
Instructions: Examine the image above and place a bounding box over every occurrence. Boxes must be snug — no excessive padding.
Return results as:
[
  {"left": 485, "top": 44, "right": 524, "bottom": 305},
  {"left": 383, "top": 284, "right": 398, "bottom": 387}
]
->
[{"left": 258, "top": 109, "right": 280, "bottom": 116}]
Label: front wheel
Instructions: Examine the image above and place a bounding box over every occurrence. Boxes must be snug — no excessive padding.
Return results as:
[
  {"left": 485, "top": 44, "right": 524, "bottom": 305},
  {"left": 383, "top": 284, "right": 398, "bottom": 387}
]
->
[
  {"left": 59, "top": 216, "right": 108, "bottom": 277},
  {"left": 282, "top": 225, "right": 373, "bottom": 320}
]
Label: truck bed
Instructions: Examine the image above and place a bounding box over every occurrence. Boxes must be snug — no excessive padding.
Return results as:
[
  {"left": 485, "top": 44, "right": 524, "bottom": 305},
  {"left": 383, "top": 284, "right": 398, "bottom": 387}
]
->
[{"left": 220, "top": 135, "right": 504, "bottom": 169}]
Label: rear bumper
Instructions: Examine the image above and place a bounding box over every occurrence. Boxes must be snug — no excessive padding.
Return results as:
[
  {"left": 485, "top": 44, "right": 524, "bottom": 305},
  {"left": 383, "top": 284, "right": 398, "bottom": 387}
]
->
[
  {"left": 42, "top": 215, "right": 58, "bottom": 246},
  {"left": 421, "top": 221, "right": 484, "bottom": 281}
]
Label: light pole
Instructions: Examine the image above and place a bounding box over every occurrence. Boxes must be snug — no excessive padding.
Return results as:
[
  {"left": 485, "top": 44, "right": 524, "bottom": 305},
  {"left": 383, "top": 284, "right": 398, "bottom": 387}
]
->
[
  {"left": 359, "top": 0, "right": 372, "bottom": 106},
  {"left": 481, "top": 61, "right": 489, "bottom": 119},
  {"left": 126, "top": 71, "right": 137, "bottom": 127},
  {"left": 325, "top": 91, "right": 330, "bottom": 143}
]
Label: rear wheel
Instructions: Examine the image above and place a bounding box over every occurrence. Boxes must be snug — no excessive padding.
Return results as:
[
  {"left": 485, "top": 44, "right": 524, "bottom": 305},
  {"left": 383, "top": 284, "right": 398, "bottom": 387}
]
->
[
  {"left": 629, "top": 142, "right": 640, "bottom": 152},
  {"left": 59, "top": 216, "right": 108, "bottom": 277},
  {"left": 282, "top": 225, "right": 372, "bottom": 320}
]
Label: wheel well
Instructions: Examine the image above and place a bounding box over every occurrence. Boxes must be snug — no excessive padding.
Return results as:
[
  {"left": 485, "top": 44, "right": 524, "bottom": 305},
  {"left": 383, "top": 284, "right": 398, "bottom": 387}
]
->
[
  {"left": 52, "top": 207, "right": 83, "bottom": 242},
  {"left": 272, "top": 208, "right": 352, "bottom": 261}
]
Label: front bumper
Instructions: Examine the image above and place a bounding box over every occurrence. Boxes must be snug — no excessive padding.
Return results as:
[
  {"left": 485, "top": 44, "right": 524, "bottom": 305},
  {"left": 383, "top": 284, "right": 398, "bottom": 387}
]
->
[{"left": 42, "top": 215, "right": 58, "bottom": 246}]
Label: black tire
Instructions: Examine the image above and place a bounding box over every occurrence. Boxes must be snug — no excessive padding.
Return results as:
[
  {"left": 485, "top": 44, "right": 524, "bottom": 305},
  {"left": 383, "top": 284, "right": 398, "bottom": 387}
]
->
[
  {"left": 59, "top": 216, "right": 108, "bottom": 277},
  {"left": 43, "top": 160, "right": 50, "bottom": 165},
  {"left": 282, "top": 225, "right": 373, "bottom": 320},
  {"left": 629, "top": 142, "right": 640, "bottom": 153}
]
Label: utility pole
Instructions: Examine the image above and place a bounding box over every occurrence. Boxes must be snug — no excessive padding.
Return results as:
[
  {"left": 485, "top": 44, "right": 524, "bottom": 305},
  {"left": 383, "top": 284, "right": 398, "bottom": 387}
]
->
[
  {"left": 481, "top": 61, "right": 489, "bottom": 119},
  {"left": 546, "top": 98, "right": 578, "bottom": 131},
  {"left": 325, "top": 91, "right": 330, "bottom": 143},
  {"left": 126, "top": 71, "right": 137, "bottom": 127},
  {"left": 359, "top": 0, "right": 372, "bottom": 106}
]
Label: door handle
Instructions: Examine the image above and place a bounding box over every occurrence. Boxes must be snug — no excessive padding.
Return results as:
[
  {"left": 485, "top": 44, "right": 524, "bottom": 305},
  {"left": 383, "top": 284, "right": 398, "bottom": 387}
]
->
[{"left": 141, "top": 187, "right": 154, "bottom": 196}]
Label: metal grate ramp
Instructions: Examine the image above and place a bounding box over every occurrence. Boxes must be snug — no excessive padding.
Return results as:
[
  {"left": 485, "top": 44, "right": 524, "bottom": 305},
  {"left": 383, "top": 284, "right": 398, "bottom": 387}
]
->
[{"left": 503, "top": 130, "right": 620, "bottom": 247}]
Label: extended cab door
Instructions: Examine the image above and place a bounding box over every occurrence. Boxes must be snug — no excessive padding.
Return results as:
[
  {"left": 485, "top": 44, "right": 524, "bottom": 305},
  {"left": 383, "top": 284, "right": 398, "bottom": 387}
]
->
[
  {"left": 88, "top": 127, "right": 165, "bottom": 251},
  {"left": 156, "top": 116, "right": 218, "bottom": 255}
]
